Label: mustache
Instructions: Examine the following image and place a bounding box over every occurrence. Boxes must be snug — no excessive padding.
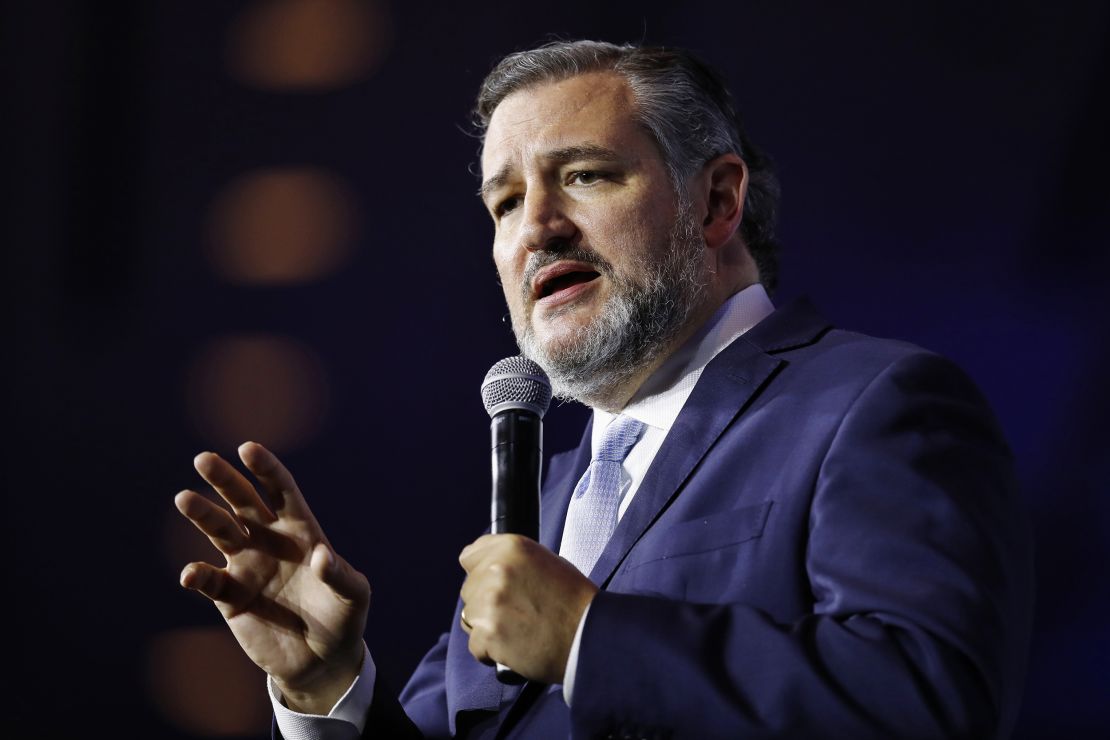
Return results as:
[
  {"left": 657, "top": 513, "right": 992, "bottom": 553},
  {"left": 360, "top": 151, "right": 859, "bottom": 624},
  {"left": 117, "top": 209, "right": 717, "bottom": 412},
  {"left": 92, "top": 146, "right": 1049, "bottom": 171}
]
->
[{"left": 521, "top": 246, "right": 613, "bottom": 296}]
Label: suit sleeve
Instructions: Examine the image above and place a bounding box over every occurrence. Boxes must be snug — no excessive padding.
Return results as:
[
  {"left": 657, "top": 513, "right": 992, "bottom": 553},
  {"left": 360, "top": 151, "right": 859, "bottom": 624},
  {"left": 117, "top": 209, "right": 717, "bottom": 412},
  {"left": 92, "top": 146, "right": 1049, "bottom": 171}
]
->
[
  {"left": 361, "top": 633, "right": 451, "bottom": 738},
  {"left": 271, "top": 641, "right": 438, "bottom": 740},
  {"left": 568, "top": 352, "right": 1034, "bottom": 739}
]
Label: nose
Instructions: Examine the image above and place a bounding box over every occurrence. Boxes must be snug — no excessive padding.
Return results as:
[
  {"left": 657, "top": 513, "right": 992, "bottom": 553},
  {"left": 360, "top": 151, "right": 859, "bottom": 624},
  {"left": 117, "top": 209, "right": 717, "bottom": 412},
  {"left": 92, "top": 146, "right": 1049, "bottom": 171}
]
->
[{"left": 515, "top": 186, "right": 577, "bottom": 253}]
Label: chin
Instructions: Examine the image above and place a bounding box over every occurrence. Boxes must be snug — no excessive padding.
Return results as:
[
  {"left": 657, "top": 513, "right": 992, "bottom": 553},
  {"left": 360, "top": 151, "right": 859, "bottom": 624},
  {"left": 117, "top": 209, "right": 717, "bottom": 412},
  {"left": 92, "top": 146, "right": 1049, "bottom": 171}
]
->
[
  {"left": 533, "top": 306, "right": 598, "bottom": 340},
  {"left": 532, "top": 324, "right": 592, "bottom": 359}
]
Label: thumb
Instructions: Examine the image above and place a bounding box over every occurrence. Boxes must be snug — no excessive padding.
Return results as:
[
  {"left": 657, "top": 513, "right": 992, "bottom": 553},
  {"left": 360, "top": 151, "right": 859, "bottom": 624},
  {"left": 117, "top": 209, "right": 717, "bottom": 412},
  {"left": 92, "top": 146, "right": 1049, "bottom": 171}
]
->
[{"left": 310, "top": 543, "right": 371, "bottom": 607}]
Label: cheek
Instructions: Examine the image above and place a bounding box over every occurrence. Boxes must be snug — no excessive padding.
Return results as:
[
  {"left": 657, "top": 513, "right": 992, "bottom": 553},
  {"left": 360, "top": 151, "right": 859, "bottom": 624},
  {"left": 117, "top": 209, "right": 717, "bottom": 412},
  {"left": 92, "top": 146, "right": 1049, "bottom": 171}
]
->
[
  {"left": 583, "top": 210, "right": 668, "bottom": 277},
  {"left": 492, "top": 242, "right": 525, "bottom": 305},
  {"left": 492, "top": 241, "right": 518, "bottom": 284},
  {"left": 577, "top": 190, "right": 674, "bottom": 252}
]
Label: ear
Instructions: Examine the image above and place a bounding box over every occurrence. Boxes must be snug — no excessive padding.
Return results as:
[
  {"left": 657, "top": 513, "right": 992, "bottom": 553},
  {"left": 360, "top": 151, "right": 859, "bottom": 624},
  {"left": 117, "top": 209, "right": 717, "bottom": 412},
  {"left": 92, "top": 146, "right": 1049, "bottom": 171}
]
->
[{"left": 697, "top": 153, "right": 748, "bottom": 250}]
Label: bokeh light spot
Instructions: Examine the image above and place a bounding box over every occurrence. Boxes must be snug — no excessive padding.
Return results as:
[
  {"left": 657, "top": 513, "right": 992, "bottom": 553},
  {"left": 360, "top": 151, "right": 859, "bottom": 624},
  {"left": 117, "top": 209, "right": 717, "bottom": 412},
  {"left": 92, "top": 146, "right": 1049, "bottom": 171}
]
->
[
  {"left": 187, "top": 335, "right": 329, "bottom": 453},
  {"left": 207, "top": 167, "right": 359, "bottom": 285},
  {"left": 147, "top": 628, "right": 270, "bottom": 736},
  {"left": 227, "top": 0, "right": 391, "bottom": 90}
]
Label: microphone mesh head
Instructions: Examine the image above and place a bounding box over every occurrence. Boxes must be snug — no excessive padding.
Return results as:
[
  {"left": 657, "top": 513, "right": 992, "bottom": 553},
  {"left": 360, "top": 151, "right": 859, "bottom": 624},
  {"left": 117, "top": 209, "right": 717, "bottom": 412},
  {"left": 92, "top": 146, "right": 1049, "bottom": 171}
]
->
[{"left": 481, "top": 356, "right": 552, "bottom": 418}]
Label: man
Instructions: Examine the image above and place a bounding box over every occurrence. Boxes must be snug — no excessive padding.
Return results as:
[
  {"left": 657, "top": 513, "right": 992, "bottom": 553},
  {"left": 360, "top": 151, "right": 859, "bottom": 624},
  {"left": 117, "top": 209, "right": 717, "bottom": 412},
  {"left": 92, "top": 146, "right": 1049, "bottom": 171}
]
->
[{"left": 176, "top": 41, "right": 1033, "bottom": 738}]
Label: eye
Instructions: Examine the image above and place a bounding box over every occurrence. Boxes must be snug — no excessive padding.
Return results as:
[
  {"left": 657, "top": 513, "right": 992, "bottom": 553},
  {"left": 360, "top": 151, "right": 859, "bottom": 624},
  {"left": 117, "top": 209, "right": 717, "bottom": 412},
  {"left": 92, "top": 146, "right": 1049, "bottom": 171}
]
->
[
  {"left": 494, "top": 195, "right": 521, "bottom": 218},
  {"left": 568, "top": 170, "right": 606, "bottom": 186}
]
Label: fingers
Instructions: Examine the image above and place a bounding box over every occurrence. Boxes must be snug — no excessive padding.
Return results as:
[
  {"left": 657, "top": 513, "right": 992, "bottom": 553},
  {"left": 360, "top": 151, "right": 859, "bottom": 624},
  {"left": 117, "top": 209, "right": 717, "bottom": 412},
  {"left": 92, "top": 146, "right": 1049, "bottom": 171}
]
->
[
  {"left": 467, "top": 634, "right": 496, "bottom": 667},
  {"left": 175, "top": 490, "right": 248, "bottom": 555},
  {"left": 456, "top": 535, "right": 596, "bottom": 681},
  {"left": 194, "top": 451, "right": 276, "bottom": 523},
  {"left": 237, "top": 442, "right": 315, "bottom": 522},
  {"left": 459, "top": 534, "right": 502, "bottom": 572},
  {"left": 457, "top": 606, "right": 495, "bottom": 667},
  {"left": 310, "top": 543, "right": 371, "bottom": 608},
  {"left": 459, "top": 603, "right": 495, "bottom": 666},
  {"left": 459, "top": 607, "right": 473, "bottom": 634},
  {"left": 458, "top": 535, "right": 522, "bottom": 622},
  {"left": 179, "top": 561, "right": 249, "bottom": 607},
  {"left": 458, "top": 537, "right": 517, "bottom": 658}
]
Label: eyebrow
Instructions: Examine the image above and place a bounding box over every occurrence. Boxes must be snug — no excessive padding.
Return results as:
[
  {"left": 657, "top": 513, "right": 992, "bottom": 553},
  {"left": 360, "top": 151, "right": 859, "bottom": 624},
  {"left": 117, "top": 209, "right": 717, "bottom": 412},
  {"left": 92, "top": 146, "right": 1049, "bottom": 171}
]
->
[{"left": 478, "top": 143, "right": 625, "bottom": 203}]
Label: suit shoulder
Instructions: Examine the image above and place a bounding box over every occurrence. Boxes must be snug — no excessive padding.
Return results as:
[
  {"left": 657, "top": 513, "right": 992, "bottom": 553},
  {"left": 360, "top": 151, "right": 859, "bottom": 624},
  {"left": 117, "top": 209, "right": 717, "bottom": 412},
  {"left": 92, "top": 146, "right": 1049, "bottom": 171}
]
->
[
  {"left": 747, "top": 299, "right": 943, "bottom": 375},
  {"left": 804, "top": 327, "right": 933, "bottom": 364},
  {"left": 770, "top": 327, "right": 992, "bottom": 414},
  {"left": 791, "top": 327, "right": 967, "bottom": 379}
]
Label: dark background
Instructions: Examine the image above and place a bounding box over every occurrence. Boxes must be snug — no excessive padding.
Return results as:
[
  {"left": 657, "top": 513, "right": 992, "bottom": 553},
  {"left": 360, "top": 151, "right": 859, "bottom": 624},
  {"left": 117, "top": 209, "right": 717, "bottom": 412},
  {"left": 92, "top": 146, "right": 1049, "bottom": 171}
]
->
[{"left": 7, "top": 1, "right": 1108, "bottom": 737}]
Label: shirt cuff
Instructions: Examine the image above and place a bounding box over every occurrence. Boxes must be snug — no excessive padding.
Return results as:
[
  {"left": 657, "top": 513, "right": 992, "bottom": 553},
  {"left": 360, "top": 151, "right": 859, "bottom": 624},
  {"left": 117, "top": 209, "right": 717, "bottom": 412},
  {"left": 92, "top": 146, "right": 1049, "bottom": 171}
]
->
[
  {"left": 269, "top": 643, "right": 375, "bottom": 739},
  {"left": 562, "top": 600, "right": 592, "bottom": 706}
]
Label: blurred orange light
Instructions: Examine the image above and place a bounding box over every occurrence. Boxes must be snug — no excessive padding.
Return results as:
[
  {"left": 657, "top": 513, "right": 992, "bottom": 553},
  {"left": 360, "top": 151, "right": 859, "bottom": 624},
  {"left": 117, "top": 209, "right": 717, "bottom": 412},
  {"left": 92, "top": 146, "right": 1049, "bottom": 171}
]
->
[
  {"left": 187, "top": 335, "right": 329, "bottom": 453},
  {"left": 147, "top": 628, "right": 270, "bottom": 736},
  {"left": 207, "top": 167, "right": 359, "bottom": 285},
  {"left": 227, "top": 0, "right": 391, "bottom": 90}
]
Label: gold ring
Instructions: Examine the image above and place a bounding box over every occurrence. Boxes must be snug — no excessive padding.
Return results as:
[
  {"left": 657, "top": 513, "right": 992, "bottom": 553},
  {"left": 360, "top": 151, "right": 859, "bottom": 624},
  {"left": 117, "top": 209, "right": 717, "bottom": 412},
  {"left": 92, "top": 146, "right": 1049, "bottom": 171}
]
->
[{"left": 460, "top": 608, "right": 472, "bottom": 631}]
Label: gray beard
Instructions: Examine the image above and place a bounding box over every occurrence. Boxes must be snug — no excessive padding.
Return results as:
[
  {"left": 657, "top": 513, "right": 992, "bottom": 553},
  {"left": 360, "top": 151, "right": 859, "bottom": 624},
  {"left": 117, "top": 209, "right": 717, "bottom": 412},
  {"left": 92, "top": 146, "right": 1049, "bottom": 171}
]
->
[{"left": 513, "top": 198, "right": 706, "bottom": 407}]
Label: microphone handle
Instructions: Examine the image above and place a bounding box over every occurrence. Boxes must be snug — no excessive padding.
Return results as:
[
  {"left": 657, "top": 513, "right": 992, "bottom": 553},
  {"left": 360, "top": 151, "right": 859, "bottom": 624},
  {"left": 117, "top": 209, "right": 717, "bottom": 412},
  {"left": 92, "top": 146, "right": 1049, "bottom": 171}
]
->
[{"left": 489, "top": 409, "right": 542, "bottom": 684}]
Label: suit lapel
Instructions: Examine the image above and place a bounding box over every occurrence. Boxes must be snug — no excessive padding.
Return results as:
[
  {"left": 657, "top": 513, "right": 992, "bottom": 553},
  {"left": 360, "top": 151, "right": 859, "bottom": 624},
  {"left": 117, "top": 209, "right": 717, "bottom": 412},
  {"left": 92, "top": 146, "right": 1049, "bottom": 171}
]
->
[
  {"left": 587, "top": 297, "right": 832, "bottom": 587},
  {"left": 586, "top": 338, "right": 782, "bottom": 586}
]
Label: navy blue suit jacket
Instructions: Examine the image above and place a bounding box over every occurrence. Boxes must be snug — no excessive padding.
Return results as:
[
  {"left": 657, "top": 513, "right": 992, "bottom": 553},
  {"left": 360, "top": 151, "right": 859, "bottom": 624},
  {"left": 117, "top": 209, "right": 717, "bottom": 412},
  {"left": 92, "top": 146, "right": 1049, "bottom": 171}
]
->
[{"left": 343, "top": 299, "right": 1034, "bottom": 739}]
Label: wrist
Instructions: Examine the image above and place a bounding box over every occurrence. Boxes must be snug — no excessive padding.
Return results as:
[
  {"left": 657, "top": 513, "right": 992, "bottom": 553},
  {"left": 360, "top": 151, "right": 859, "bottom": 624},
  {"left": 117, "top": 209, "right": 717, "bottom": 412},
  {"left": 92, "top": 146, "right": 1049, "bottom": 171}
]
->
[{"left": 274, "top": 641, "right": 365, "bottom": 715}]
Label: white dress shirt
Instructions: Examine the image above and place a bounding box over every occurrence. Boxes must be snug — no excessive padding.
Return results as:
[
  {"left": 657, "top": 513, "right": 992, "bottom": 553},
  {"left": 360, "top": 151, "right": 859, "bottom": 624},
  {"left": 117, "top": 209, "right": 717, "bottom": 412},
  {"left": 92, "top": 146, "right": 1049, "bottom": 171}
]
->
[{"left": 272, "top": 283, "right": 775, "bottom": 737}]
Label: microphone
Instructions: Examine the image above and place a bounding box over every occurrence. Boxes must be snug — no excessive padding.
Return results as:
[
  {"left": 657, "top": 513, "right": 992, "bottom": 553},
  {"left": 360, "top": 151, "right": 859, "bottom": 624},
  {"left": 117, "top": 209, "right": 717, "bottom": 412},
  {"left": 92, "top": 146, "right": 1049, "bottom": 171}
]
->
[{"left": 480, "top": 356, "right": 552, "bottom": 684}]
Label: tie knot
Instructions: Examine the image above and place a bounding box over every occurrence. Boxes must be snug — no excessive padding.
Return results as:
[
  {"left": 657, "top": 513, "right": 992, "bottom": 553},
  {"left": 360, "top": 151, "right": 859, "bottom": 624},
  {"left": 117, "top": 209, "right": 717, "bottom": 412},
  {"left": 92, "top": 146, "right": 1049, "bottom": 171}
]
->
[{"left": 596, "top": 415, "right": 645, "bottom": 463}]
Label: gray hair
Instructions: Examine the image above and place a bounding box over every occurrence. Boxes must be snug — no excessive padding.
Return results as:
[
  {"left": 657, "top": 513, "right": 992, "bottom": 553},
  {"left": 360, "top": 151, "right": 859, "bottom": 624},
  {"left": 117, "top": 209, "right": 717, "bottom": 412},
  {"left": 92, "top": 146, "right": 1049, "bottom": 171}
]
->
[{"left": 474, "top": 40, "right": 782, "bottom": 292}]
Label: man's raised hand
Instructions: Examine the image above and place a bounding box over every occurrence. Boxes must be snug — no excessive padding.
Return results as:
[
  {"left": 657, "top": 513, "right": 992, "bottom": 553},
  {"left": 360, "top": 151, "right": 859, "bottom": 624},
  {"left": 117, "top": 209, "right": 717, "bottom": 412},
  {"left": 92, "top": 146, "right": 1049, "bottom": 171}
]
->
[{"left": 175, "top": 441, "right": 370, "bottom": 714}]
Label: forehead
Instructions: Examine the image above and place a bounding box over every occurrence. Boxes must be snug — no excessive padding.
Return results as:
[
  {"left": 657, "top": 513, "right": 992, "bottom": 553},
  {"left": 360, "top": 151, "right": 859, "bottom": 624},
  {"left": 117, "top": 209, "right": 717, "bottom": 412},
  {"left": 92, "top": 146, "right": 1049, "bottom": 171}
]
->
[{"left": 480, "top": 72, "right": 655, "bottom": 177}]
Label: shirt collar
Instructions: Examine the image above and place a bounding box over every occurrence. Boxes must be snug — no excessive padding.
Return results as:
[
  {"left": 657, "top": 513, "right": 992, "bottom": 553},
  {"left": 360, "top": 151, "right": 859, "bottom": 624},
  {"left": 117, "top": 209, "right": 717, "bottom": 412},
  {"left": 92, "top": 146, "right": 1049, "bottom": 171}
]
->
[{"left": 592, "top": 282, "right": 775, "bottom": 440}]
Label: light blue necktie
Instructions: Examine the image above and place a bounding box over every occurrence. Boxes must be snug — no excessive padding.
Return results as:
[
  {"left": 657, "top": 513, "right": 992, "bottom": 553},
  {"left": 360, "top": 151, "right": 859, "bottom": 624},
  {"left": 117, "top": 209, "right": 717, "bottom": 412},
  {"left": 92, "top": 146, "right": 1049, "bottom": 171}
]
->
[{"left": 559, "top": 415, "right": 646, "bottom": 576}]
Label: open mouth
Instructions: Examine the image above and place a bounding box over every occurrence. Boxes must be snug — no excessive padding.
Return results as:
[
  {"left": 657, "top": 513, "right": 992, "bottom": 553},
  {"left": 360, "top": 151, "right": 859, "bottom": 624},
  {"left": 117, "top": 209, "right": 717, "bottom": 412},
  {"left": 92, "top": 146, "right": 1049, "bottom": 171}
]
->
[{"left": 538, "top": 270, "right": 601, "bottom": 299}]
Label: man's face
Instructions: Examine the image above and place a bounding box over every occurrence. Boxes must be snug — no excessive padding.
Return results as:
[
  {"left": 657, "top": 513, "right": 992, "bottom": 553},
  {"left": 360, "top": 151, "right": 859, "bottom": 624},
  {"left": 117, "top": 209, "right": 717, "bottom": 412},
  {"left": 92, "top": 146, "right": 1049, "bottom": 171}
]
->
[{"left": 480, "top": 72, "right": 706, "bottom": 402}]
